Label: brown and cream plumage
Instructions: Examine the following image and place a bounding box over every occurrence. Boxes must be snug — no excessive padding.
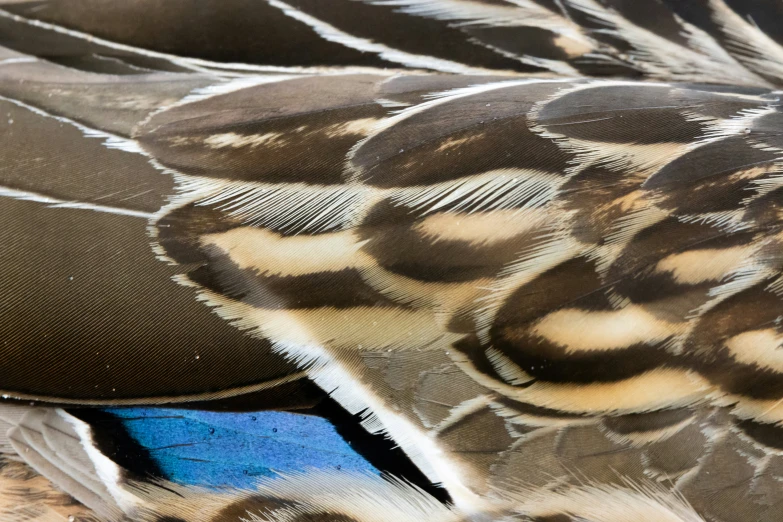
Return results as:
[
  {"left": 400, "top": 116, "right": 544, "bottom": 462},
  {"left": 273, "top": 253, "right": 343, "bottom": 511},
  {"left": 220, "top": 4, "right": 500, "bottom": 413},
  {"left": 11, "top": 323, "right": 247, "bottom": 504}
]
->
[{"left": 1, "top": 1, "right": 783, "bottom": 521}]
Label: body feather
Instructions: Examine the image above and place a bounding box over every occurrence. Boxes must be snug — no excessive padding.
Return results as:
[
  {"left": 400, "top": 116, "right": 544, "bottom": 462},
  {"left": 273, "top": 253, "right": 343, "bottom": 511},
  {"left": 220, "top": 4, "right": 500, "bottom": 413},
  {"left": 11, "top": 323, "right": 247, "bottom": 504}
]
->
[{"left": 1, "top": 1, "right": 783, "bottom": 521}]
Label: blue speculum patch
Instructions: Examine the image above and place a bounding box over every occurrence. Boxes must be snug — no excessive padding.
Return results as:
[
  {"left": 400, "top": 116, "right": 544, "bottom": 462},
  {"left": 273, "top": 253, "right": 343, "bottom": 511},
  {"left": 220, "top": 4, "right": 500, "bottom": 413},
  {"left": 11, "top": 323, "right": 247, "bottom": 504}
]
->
[{"left": 103, "top": 407, "right": 379, "bottom": 489}]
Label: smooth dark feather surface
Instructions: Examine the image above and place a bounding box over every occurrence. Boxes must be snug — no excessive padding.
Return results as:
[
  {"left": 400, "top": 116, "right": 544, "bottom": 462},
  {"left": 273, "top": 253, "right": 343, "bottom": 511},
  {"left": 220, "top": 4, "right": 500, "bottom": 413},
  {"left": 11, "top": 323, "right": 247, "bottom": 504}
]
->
[{"left": 1, "top": 1, "right": 783, "bottom": 521}]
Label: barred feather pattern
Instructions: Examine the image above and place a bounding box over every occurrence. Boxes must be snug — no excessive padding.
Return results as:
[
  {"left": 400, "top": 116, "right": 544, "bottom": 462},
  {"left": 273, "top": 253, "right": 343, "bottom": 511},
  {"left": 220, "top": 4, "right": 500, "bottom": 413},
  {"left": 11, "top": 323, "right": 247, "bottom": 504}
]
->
[
  {"left": 142, "top": 75, "right": 783, "bottom": 522},
  {"left": 1, "top": 1, "right": 783, "bottom": 522}
]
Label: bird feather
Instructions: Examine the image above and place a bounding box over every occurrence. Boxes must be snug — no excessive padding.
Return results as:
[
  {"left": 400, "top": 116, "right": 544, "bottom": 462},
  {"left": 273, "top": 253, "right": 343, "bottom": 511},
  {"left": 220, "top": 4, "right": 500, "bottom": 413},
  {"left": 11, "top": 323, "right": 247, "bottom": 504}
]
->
[{"left": 1, "top": 1, "right": 783, "bottom": 521}]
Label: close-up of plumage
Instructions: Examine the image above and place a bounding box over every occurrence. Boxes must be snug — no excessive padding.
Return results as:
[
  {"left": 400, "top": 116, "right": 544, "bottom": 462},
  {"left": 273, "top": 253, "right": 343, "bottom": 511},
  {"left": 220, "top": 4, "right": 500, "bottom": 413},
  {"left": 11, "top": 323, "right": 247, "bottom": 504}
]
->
[{"left": 1, "top": 1, "right": 783, "bottom": 521}]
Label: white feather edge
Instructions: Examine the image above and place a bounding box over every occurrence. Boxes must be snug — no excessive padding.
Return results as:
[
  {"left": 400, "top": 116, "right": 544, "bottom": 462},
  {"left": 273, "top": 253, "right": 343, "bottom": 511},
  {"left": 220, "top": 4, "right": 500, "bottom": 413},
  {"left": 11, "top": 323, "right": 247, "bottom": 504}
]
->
[
  {"left": 0, "top": 185, "right": 156, "bottom": 219},
  {"left": 0, "top": 7, "right": 406, "bottom": 77},
  {"left": 175, "top": 285, "right": 493, "bottom": 516},
  {"left": 266, "top": 0, "right": 519, "bottom": 76},
  {"left": 58, "top": 411, "right": 140, "bottom": 515},
  {"left": 0, "top": 93, "right": 146, "bottom": 155}
]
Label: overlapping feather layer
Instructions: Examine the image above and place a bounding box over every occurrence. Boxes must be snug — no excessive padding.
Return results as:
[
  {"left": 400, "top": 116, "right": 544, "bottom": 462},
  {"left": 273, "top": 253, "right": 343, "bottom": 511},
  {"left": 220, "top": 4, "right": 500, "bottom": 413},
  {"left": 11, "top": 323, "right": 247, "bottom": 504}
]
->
[{"left": 1, "top": 1, "right": 783, "bottom": 521}]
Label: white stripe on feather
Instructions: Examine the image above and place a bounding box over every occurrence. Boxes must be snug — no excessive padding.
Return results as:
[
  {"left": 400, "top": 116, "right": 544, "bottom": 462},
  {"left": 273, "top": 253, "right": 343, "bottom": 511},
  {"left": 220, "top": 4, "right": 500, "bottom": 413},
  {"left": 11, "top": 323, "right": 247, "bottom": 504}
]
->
[
  {"left": 0, "top": 8, "right": 403, "bottom": 77},
  {"left": 0, "top": 56, "right": 37, "bottom": 66},
  {"left": 60, "top": 411, "right": 140, "bottom": 515},
  {"left": 0, "top": 186, "right": 156, "bottom": 220},
  {"left": 267, "top": 0, "right": 517, "bottom": 75},
  {"left": 0, "top": 94, "right": 147, "bottom": 155},
  {"left": 372, "top": 0, "right": 591, "bottom": 48},
  {"left": 182, "top": 287, "right": 492, "bottom": 516}
]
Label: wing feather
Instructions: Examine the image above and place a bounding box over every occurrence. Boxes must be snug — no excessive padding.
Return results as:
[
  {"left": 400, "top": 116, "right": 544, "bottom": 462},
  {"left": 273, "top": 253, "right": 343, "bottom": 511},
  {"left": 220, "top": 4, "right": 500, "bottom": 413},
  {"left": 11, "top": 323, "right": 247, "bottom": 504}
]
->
[
  {"left": 142, "top": 76, "right": 783, "bottom": 518},
  {"left": 3, "top": 1, "right": 783, "bottom": 521}
]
